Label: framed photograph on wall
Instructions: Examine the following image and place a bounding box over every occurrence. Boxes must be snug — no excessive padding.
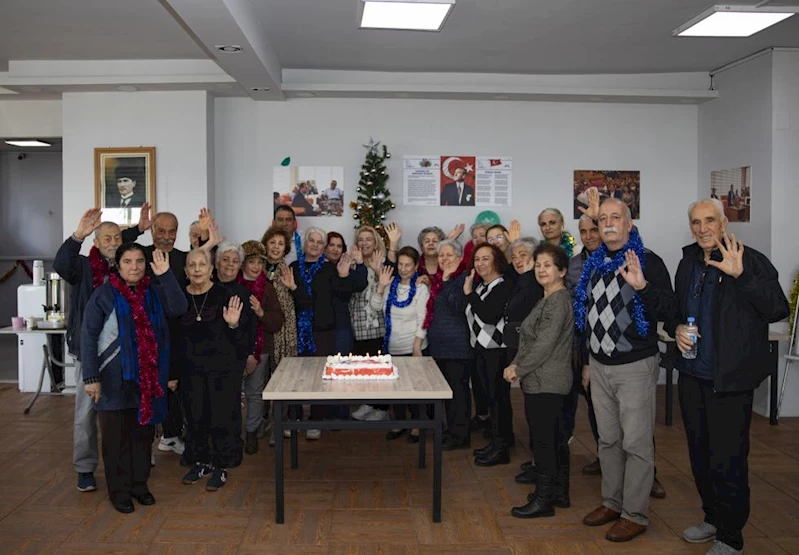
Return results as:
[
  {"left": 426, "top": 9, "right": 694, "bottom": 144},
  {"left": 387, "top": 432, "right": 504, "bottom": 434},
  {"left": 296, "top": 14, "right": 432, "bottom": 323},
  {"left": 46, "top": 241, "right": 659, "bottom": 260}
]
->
[{"left": 94, "top": 147, "right": 156, "bottom": 227}]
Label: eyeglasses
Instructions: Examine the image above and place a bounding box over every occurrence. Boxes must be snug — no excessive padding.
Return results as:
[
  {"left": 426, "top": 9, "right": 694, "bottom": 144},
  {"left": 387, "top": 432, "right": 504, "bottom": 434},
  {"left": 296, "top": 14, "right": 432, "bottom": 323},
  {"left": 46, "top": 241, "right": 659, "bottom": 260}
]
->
[
  {"left": 693, "top": 270, "right": 707, "bottom": 299},
  {"left": 487, "top": 236, "right": 505, "bottom": 244}
]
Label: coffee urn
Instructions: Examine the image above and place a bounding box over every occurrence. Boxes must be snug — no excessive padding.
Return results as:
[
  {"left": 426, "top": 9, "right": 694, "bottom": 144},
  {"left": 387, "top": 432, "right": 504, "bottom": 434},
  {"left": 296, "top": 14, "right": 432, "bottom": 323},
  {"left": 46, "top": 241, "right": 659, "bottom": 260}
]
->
[{"left": 44, "top": 272, "right": 69, "bottom": 324}]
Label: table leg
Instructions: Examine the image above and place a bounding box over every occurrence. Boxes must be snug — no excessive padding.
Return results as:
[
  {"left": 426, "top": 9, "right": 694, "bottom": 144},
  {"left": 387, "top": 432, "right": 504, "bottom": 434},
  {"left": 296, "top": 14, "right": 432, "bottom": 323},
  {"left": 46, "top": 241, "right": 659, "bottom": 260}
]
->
[
  {"left": 418, "top": 418, "right": 427, "bottom": 470},
  {"left": 769, "top": 340, "right": 778, "bottom": 425},
  {"left": 433, "top": 400, "right": 443, "bottom": 523},
  {"left": 274, "top": 401, "right": 285, "bottom": 524}
]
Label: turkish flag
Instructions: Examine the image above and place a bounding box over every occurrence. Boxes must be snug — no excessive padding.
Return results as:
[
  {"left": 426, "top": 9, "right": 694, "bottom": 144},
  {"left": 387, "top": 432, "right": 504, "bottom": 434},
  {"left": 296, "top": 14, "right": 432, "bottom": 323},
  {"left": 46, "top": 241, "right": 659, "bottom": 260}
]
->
[{"left": 489, "top": 159, "right": 502, "bottom": 167}]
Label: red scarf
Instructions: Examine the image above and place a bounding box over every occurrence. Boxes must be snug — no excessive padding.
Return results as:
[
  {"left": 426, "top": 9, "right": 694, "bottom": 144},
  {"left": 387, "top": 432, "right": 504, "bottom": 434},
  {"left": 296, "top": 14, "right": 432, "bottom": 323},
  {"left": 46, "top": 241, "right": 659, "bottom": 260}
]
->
[
  {"left": 109, "top": 273, "right": 163, "bottom": 425},
  {"left": 238, "top": 270, "right": 267, "bottom": 362},
  {"left": 418, "top": 256, "right": 468, "bottom": 329},
  {"left": 89, "top": 246, "right": 113, "bottom": 290}
]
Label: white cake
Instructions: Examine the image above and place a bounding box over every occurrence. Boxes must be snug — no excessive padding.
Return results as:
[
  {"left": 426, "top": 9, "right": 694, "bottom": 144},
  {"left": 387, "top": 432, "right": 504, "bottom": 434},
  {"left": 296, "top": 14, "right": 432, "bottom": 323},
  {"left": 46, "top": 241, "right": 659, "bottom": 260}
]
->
[{"left": 322, "top": 354, "right": 398, "bottom": 380}]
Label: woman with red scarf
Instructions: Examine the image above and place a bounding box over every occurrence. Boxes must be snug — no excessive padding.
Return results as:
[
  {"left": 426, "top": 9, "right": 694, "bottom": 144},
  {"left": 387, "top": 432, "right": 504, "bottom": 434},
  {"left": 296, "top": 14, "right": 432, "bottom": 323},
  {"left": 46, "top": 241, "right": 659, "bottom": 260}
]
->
[{"left": 81, "top": 244, "right": 187, "bottom": 513}]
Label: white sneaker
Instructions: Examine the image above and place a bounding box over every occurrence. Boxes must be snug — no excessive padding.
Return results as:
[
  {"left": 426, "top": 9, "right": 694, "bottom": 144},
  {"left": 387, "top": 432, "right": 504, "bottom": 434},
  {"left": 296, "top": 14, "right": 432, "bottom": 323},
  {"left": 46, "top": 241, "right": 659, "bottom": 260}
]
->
[
  {"left": 306, "top": 429, "right": 321, "bottom": 440},
  {"left": 683, "top": 521, "right": 717, "bottom": 544},
  {"left": 351, "top": 404, "right": 374, "bottom": 420},
  {"left": 365, "top": 409, "right": 389, "bottom": 421},
  {"left": 158, "top": 436, "right": 186, "bottom": 454},
  {"left": 150, "top": 453, "right": 156, "bottom": 467},
  {"left": 283, "top": 429, "right": 292, "bottom": 438}
]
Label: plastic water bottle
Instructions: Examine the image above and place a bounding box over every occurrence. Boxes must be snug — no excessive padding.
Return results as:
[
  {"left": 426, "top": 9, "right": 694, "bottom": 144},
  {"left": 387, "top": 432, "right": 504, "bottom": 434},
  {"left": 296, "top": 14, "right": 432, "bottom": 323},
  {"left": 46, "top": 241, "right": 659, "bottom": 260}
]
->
[{"left": 682, "top": 317, "right": 698, "bottom": 360}]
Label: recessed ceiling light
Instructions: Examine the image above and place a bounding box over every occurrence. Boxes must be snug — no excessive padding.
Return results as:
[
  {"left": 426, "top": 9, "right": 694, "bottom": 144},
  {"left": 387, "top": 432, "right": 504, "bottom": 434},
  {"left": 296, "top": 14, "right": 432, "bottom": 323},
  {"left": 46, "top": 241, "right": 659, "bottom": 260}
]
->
[
  {"left": 251, "top": 87, "right": 271, "bottom": 92},
  {"left": 360, "top": 0, "right": 455, "bottom": 31},
  {"left": 215, "top": 45, "right": 243, "bottom": 53},
  {"left": 295, "top": 92, "right": 316, "bottom": 98},
  {"left": 5, "top": 140, "right": 51, "bottom": 147},
  {"left": 116, "top": 85, "right": 138, "bottom": 92},
  {"left": 673, "top": 5, "right": 796, "bottom": 37}
]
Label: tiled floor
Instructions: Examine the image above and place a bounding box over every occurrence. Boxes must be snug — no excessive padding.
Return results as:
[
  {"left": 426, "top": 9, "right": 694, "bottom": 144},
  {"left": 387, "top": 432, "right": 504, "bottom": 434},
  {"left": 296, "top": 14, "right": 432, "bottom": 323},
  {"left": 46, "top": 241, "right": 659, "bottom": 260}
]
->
[{"left": 0, "top": 383, "right": 797, "bottom": 554}]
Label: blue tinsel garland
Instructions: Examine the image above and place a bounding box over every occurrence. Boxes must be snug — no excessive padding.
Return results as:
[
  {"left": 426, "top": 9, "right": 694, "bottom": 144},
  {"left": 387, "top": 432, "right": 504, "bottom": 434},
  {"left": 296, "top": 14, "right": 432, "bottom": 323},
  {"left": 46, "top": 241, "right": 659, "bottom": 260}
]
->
[
  {"left": 573, "top": 228, "right": 649, "bottom": 337},
  {"left": 383, "top": 272, "right": 418, "bottom": 353},
  {"left": 296, "top": 232, "right": 326, "bottom": 355}
]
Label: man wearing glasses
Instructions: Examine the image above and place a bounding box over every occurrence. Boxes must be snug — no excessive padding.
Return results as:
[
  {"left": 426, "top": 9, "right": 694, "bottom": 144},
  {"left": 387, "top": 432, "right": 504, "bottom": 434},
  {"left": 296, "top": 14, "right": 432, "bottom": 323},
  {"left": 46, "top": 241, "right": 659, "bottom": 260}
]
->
[{"left": 667, "top": 198, "right": 788, "bottom": 555}]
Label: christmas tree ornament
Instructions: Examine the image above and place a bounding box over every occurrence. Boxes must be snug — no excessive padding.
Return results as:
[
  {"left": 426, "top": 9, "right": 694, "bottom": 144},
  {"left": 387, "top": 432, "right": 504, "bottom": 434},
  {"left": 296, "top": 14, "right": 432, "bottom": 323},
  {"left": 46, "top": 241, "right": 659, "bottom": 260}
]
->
[{"left": 350, "top": 139, "right": 394, "bottom": 243}]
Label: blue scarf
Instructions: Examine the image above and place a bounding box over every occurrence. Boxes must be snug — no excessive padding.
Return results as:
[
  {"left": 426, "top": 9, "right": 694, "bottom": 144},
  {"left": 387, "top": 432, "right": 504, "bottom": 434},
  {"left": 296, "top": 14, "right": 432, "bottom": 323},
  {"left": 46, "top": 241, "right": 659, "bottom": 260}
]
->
[
  {"left": 574, "top": 228, "right": 649, "bottom": 336},
  {"left": 383, "top": 273, "right": 418, "bottom": 353},
  {"left": 111, "top": 286, "right": 170, "bottom": 425},
  {"left": 296, "top": 242, "right": 327, "bottom": 355}
]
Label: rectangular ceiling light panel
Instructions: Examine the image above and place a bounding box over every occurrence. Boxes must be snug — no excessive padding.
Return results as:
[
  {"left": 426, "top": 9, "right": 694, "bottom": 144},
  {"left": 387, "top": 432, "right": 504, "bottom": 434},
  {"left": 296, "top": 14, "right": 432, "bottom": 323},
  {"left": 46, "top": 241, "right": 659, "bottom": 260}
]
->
[
  {"left": 360, "top": 0, "right": 455, "bottom": 31},
  {"left": 4, "top": 140, "right": 51, "bottom": 147},
  {"left": 674, "top": 5, "right": 796, "bottom": 37}
]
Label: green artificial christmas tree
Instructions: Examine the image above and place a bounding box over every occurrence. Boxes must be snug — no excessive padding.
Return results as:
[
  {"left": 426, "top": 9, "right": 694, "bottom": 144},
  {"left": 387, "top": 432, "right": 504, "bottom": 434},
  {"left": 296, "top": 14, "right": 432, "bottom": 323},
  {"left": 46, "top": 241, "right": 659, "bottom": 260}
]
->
[{"left": 350, "top": 138, "right": 394, "bottom": 241}]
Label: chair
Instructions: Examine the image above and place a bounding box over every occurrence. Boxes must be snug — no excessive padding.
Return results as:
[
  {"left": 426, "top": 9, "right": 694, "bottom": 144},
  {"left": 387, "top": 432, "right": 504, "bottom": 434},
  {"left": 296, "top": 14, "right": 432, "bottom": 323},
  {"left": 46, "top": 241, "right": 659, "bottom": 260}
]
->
[{"left": 777, "top": 300, "right": 799, "bottom": 420}]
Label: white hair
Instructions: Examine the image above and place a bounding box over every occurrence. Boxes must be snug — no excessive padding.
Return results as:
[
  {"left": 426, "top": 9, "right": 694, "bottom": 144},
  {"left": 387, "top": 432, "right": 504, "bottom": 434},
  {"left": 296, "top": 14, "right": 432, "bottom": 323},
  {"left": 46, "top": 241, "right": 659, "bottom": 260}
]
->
[
  {"left": 304, "top": 226, "right": 327, "bottom": 244},
  {"left": 437, "top": 238, "right": 463, "bottom": 258},
  {"left": 600, "top": 197, "right": 632, "bottom": 221},
  {"left": 215, "top": 241, "right": 244, "bottom": 265},
  {"left": 510, "top": 237, "right": 537, "bottom": 255},
  {"left": 688, "top": 198, "right": 726, "bottom": 223}
]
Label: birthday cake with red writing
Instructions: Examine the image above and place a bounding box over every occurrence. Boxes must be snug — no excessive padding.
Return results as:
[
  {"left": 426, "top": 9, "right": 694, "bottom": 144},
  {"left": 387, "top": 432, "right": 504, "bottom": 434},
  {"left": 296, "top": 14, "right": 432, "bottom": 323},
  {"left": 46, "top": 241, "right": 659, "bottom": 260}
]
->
[{"left": 323, "top": 354, "right": 398, "bottom": 380}]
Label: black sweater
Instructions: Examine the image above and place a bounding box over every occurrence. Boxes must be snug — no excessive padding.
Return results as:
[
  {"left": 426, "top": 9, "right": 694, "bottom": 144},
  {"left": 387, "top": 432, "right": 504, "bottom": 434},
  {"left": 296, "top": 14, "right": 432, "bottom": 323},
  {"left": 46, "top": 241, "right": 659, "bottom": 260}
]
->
[{"left": 289, "top": 260, "right": 359, "bottom": 332}]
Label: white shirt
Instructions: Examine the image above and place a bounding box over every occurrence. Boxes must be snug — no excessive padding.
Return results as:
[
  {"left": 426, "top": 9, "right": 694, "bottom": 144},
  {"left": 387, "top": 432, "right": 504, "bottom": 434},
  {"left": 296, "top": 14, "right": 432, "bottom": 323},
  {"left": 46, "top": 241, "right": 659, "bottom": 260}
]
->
[
  {"left": 370, "top": 282, "right": 429, "bottom": 355},
  {"left": 323, "top": 187, "right": 344, "bottom": 200}
]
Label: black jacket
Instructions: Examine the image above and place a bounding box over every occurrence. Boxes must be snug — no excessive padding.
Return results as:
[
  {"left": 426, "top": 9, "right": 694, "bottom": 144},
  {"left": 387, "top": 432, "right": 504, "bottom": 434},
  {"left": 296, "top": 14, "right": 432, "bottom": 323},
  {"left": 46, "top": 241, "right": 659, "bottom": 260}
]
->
[
  {"left": 667, "top": 242, "right": 789, "bottom": 392},
  {"left": 504, "top": 270, "right": 544, "bottom": 359}
]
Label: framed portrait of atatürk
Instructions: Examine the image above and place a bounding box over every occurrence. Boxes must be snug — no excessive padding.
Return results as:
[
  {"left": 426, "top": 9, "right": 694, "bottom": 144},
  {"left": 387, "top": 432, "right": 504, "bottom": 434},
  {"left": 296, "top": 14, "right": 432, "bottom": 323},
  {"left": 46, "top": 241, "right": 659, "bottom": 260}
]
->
[{"left": 94, "top": 146, "right": 156, "bottom": 226}]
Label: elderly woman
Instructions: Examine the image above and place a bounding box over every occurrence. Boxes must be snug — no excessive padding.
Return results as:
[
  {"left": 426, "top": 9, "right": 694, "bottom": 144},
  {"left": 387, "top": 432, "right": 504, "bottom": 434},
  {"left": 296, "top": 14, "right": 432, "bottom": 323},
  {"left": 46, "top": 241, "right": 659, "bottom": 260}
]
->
[
  {"left": 417, "top": 226, "right": 447, "bottom": 276},
  {"left": 283, "top": 227, "right": 359, "bottom": 438},
  {"left": 372, "top": 246, "right": 430, "bottom": 440},
  {"left": 81, "top": 244, "right": 187, "bottom": 513},
  {"left": 426, "top": 239, "right": 472, "bottom": 450},
  {"left": 325, "top": 231, "right": 367, "bottom": 354},
  {"left": 261, "top": 227, "right": 298, "bottom": 368},
  {"left": 466, "top": 243, "right": 514, "bottom": 467},
  {"left": 538, "top": 208, "right": 579, "bottom": 259},
  {"left": 237, "top": 240, "right": 285, "bottom": 454},
  {"left": 180, "top": 248, "right": 250, "bottom": 491},
  {"left": 349, "top": 225, "right": 390, "bottom": 422},
  {"left": 504, "top": 243, "right": 574, "bottom": 519}
]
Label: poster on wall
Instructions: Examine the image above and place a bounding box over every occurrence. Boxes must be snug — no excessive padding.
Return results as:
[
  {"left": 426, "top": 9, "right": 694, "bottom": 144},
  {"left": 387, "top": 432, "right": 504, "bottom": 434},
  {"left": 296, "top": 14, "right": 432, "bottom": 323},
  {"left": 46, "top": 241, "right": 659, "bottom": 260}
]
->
[
  {"left": 402, "top": 155, "right": 512, "bottom": 207},
  {"left": 711, "top": 165, "right": 751, "bottom": 223},
  {"left": 573, "top": 170, "right": 641, "bottom": 220},
  {"left": 94, "top": 147, "right": 156, "bottom": 228},
  {"left": 273, "top": 166, "right": 345, "bottom": 217}
]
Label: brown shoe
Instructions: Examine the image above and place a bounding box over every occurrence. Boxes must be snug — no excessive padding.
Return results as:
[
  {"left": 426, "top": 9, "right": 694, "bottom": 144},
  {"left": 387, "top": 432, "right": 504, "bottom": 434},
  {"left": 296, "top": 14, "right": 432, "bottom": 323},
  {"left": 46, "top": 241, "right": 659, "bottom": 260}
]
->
[
  {"left": 650, "top": 477, "right": 666, "bottom": 499},
  {"left": 582, "top": 505, "right": 621, "bottom": 527},
  {"left": 606, "top": 518, "right": 647, "bottom": 542}
]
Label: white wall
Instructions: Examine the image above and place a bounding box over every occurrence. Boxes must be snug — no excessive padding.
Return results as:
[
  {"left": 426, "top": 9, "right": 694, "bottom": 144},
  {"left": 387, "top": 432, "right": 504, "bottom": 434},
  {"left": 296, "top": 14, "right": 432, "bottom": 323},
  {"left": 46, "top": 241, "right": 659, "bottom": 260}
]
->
[
  {"left": 62, "top": 91, "right": 213, "bottom": 252},
  {"left": 698, "top": 53, "right": 773, "bottom": 254},
  {"left": 0, "top": 100, "right": 62, "bottom": 137},
  {"left": 215, "top": 97, "right": 698, "bottom": 276}
]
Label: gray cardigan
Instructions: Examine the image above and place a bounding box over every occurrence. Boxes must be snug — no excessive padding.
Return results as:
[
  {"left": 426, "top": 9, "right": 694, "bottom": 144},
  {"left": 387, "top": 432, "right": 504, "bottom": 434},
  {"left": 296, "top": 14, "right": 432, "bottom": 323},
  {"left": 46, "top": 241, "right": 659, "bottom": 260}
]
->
[{"left": 512, "top": 289, "right": 574, "bottom": 395}]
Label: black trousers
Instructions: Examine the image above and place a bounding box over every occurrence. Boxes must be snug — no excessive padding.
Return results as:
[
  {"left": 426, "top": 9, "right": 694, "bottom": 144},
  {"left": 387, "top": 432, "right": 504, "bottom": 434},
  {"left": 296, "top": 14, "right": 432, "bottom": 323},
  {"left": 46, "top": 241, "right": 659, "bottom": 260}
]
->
[
  {"left": 474, "top": 346, "right": 513, "bottom": 446},
  {"left": 436, "top": 358, "right": 472, "bottom": 441},
  {"left": 353, "top": 337, "right": 389, "bottom": 411},
  {"left": 183, "top": 368, "right": 243, "bottom": 469},
  {"left": 161, "top": 388, "right": 184, "bottom": 439},
  {"left": 679, "top": 373, "right": 753, "bottom": 551},
  {"left": 98, "top": 408, "right": 154, "bottom": 503},
  {"left": 524, "top": 393, "right": 567, "bottom": 479}
]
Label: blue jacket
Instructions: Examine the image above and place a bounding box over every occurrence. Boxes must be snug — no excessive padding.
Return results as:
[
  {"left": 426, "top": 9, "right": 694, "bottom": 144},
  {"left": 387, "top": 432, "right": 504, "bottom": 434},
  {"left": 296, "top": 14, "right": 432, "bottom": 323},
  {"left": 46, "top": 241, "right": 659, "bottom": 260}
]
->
[
  {"left": 427, "top": 272, "right": 473, "bottom": 361},
  {"left": 80, "top": 270, "right": 187, "bottom": 415}
]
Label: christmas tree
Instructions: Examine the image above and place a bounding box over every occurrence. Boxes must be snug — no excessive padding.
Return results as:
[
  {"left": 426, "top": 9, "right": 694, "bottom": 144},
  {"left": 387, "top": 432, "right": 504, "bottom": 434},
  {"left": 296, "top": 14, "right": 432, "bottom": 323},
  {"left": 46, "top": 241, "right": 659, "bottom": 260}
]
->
[{"left": 350, "top": 138, "right": 394, "bottom": 240}]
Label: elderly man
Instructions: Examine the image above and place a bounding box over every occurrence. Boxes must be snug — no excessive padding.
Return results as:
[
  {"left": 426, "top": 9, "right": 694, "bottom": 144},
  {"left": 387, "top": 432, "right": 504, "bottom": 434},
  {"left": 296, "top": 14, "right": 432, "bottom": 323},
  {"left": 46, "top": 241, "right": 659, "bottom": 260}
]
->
[
  {"left": 54, "top": 206, "right": 148, "bottom": 492},
  {"left": 669, "top": 199, "right": 788, "bottom": 555},
  {"left": 575, "top": 198, "right": 676, "bottom": 542}
]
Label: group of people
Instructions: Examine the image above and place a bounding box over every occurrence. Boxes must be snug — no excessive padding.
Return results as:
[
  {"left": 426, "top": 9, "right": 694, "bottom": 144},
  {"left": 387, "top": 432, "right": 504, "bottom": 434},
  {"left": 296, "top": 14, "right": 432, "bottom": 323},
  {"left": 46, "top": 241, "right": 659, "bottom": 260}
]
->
[{"left": 56, "top": 193, "right": 788, "bottom": 555}]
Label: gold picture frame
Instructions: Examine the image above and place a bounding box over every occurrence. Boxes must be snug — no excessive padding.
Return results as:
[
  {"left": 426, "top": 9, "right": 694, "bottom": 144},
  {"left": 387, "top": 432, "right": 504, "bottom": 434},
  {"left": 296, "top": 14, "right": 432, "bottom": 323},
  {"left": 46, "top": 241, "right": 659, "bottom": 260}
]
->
[{"left": 94, "top": 147, "right": 156, "bottom": 227}]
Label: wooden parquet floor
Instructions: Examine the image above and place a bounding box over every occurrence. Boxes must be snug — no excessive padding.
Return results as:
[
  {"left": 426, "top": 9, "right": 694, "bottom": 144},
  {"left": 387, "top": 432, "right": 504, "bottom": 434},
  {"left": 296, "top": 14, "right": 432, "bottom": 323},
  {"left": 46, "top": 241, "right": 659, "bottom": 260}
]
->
[{"left": 1, "top": 384, "right": 798, "bottom": 555}]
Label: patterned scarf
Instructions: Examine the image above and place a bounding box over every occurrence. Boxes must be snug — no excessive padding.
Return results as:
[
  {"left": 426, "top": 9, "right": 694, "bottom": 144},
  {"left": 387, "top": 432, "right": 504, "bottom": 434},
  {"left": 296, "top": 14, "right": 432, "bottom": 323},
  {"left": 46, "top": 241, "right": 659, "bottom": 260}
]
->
[
  {"left": 238, "top": 270, "right": 267, "bottom": 362},
  {"left": 296, "top": 249, "right": 326, "bottom": 355}
]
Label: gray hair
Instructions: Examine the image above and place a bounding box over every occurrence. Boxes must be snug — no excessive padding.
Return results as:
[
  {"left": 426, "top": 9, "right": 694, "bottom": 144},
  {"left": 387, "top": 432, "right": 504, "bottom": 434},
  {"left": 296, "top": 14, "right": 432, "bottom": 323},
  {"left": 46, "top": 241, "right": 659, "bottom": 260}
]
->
[
  {"left": 186, "top": 247, "right": 213, "bottom": 265},
  {"left": 94, "top": 221, "right": 121, "bottom": 239},
  {"left": 688, "top": 198, "right": 726, "bottom": 223},
  {"left": 469, "top": 222, "right": 489, "bottom": 236},
  {"left": 215, "top": 241, "right": 244, "bottom": 265},
  {"left": 304, "top": 226, "right": 327, "bottom": 244},
  {"left": 437, "top": 238, "right": 463, "bottom": 258},
  {"left": 189, "top": 220, "right": 200, "bottom": 229},
  {"left": 579, "top": 213, "right": 597, "bottom": 225},
  {"left": 600, "top": 197, "right": 632, "bottom": 221},
  {"left": 538, "top": 208, "right": 565, "bottom": 225},
  {"left": 510, "top": 237, "right": 537, "bottom": 256},
  {"left": 417, "top": 226, "right": 445, "bottom": 248}
]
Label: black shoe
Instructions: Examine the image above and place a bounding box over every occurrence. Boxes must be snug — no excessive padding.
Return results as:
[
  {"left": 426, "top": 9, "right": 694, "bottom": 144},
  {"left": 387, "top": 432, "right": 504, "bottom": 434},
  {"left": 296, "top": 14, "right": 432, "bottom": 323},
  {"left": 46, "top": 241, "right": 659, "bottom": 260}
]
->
[
  {"left": 515, "top": 468, "right": 537, "bottom": 484},
  {"left": 520, "top": 460, "right": 535, "bottom": 472},
  {"left": 131, "top": 491, "right": 156, "bottom": 506},
  {"left": 385, "top": 429, "right": 406, "bottom": 440},
  {"left": 407, "top": 432, "right": 420, "bottom": 444},
  {"left": 206, "top": 468, "right": 228, "bottom": 491},
  {"left": 442, "top": 435, "right": 471, "bottom": 451},
  {"left": 582, "top": 458, "right": 601, "bottom": 476},
  {"left": 470, "top": 415, "right": 491, "bottom": 432},
  {"left": 527, "top": 488, "right": 570, "bottom": 508},
  {"left": 112, "top": 498, "right": 135, "bottom": 514},
  {"left": 473, "top": 441, "right": 494, "bottom": 457},
  {"left": 474, "top": 448, "right": 510, "bottom": 467},
  {"left": 245, "top": 431, "right": 258, "bottom": 455},
  {"left": 512, "top": 476, "right": 556, "bottom": 519},
  {"left": 182, "top": 463, "right": 213, "bottom": 485}
]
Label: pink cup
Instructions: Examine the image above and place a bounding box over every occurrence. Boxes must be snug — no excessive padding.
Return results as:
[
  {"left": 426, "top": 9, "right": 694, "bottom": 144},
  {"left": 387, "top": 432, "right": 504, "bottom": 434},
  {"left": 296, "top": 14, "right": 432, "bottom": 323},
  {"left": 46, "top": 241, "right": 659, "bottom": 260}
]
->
[{"left": 11, "top": 317, "right": 24, "bottom": 330}]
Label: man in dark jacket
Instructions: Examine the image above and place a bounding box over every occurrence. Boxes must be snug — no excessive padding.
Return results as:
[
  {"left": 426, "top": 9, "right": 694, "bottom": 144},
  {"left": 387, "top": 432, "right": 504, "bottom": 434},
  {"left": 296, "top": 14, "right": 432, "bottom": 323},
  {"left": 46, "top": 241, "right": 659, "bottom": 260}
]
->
[
  {"left": 667, "top": 198, "right": 788, "bottom": 555},
  {"left": 53, "top": 206, "right": 148, "bottom": 493}
]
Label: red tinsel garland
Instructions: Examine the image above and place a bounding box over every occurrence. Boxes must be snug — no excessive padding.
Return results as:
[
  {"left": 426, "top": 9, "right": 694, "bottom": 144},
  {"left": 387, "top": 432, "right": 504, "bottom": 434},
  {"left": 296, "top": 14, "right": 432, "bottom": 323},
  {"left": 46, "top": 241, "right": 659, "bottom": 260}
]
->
[
  {"left": 419, "top": 256, "right": 468, "bottom": 330},
  {"left": 109, "top": 273, "right": 163, "bottom": 425},
  {"left": 89, "top": 246, "right": 112, "bottom": 290},
  {"left": 237, "top": 270, "right": 267, "bottom": 362}
]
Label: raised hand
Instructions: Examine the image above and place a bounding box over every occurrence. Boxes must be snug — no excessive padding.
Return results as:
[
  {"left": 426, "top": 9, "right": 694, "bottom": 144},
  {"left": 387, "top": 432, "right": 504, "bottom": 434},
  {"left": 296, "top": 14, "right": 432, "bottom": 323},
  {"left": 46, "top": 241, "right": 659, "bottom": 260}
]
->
[
  {"left": 200, "top": 220, "right": 225, "bottom": 251},
  {"left": 522, "top": 257, "right": 535, "bottom": 274},
  {"left": 447, "top": 223, "right": 465, "bottom": 241},
  {"left": 706, "top": 232, "right": 744, "bottom": 278},
  {"left": 385, "top": 222, "right": 402, "bottom": 247},
  {"left": 223, "top": 295, "right": 243, "bottom": 327},
  {"left": 137, "top": 202, "right": 153, "bottom": 232},
  {"left": 350, "top": 244, "right": 363, "bottom": 265},
  {"left": 367, "top": 254, "right": 384, "bottom": 274},
  {"left": 279, "top": 263, "right": 297, "bottom": 291},
  {"left": 378, "top": 265, "right": 394, "bottom": 288},
  {"left": 198, "top": 208, "right": 213, "bottom": 233},
  {"left": 337, "top": 253, "right": 352, "bottom": 278},
  {"left": 509, "top": 219, "right": 521, "bottom": 242},
  {"left": 250, "top": 294, "right": 264, "bottom": 318},
  {"left": 74, "top": 208, "right": 102, "bottom": 240},
  {"left": 618, "top": 249, "right": 647, "bottom": 291},
  {"left": 463, "top": 269, "right": 475, "bottom": 295},
  {"left": 578, "top": 187, "right": 600, "bottom": 221},
  {"left": 441, "top": 259, "right": 456, "bottom": 282},
  {"left": 150, "top": 249, "right": 171, "bottom": 276}
]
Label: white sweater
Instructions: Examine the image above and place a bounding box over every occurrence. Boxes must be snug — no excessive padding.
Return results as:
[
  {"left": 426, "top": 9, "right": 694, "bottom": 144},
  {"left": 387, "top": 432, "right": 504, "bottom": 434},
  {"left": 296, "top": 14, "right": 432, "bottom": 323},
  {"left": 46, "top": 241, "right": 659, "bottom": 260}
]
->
[{"left": 370, "top": 282, "right": 430, "bottom": 355}]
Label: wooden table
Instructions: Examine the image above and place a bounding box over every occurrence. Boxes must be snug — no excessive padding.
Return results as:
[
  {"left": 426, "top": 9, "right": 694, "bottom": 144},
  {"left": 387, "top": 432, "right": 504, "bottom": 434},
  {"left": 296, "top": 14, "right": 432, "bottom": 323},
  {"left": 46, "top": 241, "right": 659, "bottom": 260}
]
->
[
  {"left": 262, "top": 356, "right": 453, "bottom": 524},
  {"left": 657, "top": 323, "right": 790, "bottom": 425}
]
